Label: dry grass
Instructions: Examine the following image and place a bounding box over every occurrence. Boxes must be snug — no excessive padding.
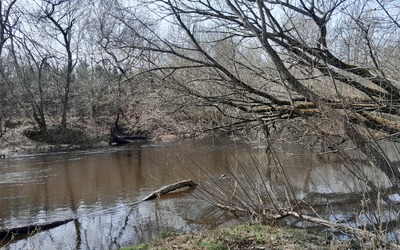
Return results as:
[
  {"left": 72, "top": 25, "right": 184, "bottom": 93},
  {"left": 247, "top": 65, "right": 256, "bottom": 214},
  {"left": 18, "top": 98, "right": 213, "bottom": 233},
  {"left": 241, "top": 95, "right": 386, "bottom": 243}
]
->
[{"left": 122, "top": 223, "right": 353, "bottom": 250}]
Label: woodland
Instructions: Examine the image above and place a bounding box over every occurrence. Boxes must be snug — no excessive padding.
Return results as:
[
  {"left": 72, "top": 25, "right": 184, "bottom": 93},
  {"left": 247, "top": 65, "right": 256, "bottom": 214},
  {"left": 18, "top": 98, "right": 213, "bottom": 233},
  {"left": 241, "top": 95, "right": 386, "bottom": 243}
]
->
[{"left": 1, "top": 0, "right": 400, "bottom": 246}]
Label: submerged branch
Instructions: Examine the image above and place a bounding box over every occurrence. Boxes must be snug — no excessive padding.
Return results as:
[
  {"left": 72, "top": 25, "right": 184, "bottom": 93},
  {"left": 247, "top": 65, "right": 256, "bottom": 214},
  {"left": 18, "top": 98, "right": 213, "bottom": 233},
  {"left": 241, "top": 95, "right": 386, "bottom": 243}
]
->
[
  {"left": 0, "top": 219, "right": 75, "bottom": 241},
  {"left": 216, "top": 204, "right": 399, "bottom": 248},
  {"left": 286, "top": 211, "right": 399, "bottom": 249}
]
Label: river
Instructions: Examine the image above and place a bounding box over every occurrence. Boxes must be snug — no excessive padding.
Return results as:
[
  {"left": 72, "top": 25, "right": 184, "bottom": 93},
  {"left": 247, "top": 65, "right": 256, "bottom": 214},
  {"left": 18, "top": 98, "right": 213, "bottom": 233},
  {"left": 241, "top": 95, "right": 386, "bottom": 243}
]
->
[
  {"left": 0, "top": 138, "right": 255, "bottom": 249},
  {"left": 0, "top": 137, "right": 399, "bottom": 249}
]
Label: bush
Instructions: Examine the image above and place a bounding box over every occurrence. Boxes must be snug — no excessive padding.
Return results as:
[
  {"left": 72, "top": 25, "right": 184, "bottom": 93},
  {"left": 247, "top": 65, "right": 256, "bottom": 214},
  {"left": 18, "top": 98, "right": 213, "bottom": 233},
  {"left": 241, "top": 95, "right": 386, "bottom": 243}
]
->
[{"left": 23, "top": 126, "right": 91, "bottom": 145}]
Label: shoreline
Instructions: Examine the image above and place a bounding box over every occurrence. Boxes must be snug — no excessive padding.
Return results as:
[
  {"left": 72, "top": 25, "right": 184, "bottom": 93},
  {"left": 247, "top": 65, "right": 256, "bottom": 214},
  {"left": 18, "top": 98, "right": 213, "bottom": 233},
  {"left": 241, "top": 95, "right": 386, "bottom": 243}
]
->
[{"left": 0, "top": 119, "right": 198, "bottom": 157}]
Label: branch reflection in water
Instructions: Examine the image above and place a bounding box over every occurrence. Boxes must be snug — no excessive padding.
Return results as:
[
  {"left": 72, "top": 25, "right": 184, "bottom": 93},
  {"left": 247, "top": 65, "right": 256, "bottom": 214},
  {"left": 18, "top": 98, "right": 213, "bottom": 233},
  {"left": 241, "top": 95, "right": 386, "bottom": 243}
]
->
[{"left": 1, "top": 137, "right": 399, "bottom": 248}]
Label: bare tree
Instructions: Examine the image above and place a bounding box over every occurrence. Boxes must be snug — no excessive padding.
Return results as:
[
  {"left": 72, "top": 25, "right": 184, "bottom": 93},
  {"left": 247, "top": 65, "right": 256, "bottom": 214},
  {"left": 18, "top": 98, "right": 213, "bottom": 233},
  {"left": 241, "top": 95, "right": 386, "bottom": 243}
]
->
[
  {"left": 0, "top": 0, "right": 17, "bottom": 57},
  {"left": 98, "top": 0, "right": 400, "bottom": 241},
  {"left": 0, "top": 0, "right": 18, "bottom": 139},
  {"left": 36, "top": 0, "right": 88, "bottom": 128},
  {"left": 94, "top": 0, "right": 165, "bottom": 137},
  {"left": 3, "top": 0, "right": 79, "bottom": 132},
  {"left": 8, "top": 37, "right": 50, "bottom": 132}
]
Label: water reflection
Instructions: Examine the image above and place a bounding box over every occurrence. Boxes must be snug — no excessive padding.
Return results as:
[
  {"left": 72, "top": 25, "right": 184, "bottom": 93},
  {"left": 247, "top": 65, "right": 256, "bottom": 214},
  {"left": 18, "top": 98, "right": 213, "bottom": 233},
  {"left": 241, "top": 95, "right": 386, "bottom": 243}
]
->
[
  {"left": 1, "top": 137, "right": 399, "bottom": 248},
  {"left": 0, "top": 138, "right": 246, "bottom": 249}
]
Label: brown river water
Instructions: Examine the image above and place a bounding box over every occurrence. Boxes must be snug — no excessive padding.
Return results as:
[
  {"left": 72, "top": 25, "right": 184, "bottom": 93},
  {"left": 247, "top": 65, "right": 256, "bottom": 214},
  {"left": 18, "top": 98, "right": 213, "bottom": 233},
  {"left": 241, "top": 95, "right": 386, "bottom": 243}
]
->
[{"left": 1, "top": 137, "right": 399, "bottom": 249}]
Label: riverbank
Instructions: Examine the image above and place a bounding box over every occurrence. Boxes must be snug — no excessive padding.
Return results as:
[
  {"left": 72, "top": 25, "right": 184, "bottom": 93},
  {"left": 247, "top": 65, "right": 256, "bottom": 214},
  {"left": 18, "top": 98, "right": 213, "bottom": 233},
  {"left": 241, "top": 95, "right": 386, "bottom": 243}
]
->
[
  {"left": 0, "top": 117, "right": 198, "bottom": 156},
  {"left": 122, "top": 223, "right": 352, "bottom": 250}
]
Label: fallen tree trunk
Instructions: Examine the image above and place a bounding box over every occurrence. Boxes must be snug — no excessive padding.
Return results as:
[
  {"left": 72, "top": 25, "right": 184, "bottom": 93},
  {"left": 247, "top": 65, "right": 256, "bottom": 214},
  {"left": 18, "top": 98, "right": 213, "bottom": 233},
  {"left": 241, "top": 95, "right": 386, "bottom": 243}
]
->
[
  {"left": 215, "top": 204, "right": 398, "bottom": 248},
  {"left": 0, "top": 218, "right": 75, "bottom": 240},
  {"left": 109, "top": 135, "right": 148, "bottom": 145},
  {"left": 286, "top": 211, "right": 399, "bottom": 249},
  {"left": 109, "top": 125, "right": 148, "bottom": 145},
  {"left": 142, "top": 179, "right": 198, "bottom": 201}
]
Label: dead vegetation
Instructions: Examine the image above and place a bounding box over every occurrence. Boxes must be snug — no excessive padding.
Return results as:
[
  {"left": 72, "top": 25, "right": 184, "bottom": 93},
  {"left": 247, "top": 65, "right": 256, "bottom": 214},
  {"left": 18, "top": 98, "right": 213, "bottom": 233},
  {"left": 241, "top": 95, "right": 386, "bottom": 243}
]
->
[{"left": 123, "top": 223, "right": 351, "bottom": 250}]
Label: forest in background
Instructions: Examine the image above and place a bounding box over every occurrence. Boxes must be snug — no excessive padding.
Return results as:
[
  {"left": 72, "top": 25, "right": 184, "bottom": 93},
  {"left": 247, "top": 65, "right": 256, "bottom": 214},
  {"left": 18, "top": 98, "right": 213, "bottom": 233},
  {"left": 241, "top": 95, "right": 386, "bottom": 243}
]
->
[
  {"left": 0, "top": 0, "right": 231, "bottom": 151},
  {"left": 0, "top": 1, "right": 399, "bottom": 147}
]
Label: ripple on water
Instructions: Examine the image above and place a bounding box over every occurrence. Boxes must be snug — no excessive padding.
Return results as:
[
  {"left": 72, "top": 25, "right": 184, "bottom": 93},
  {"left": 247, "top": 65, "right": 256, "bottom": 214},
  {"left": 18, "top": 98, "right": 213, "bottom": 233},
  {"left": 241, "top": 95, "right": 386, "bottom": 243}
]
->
[{"left": 0, "top": 169, "right": 50, "bottom": 184}]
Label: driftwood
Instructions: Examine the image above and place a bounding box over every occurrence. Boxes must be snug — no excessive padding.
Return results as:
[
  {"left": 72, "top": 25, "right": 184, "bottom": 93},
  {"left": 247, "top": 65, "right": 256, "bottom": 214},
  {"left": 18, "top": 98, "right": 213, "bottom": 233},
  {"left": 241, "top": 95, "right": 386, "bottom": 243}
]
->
[
  {"left": 0, "top": 218, "right": 75, "bottom": 240},
  {"left": 109, "top": 126, "right": 147, "bottom": 145},
  {"left": 142, "top": 179, "right": 198, "bottom": 201}
]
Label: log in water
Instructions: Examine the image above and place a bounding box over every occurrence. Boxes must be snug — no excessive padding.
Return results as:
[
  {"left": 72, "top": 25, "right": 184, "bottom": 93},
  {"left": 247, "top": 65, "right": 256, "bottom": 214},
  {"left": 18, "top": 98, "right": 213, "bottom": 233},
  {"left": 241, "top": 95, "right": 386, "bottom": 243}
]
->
[
  {"left": 1, "top": 179, "right": 198, "bottom": 242},
  {"left": 142, "top": 179, "right": 198, "bottom": 201},
  {"left": 0, "top": 218, "right": 75, "bottom": 240}
]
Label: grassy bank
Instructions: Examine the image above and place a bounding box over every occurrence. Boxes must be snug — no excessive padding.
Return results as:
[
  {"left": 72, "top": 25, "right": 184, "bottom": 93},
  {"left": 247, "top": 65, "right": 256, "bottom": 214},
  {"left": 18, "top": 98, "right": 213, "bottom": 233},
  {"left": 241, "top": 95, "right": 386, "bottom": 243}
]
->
[{"left": 122, "top": 223, "right": 351, "bottom": 250}]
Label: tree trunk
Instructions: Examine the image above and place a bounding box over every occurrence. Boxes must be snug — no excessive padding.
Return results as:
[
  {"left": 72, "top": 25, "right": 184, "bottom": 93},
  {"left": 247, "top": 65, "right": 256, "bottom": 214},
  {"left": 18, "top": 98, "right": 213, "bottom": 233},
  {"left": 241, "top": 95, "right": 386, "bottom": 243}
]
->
[{"left": 61, "top": 47, "right": 73, "bottom": 129}]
